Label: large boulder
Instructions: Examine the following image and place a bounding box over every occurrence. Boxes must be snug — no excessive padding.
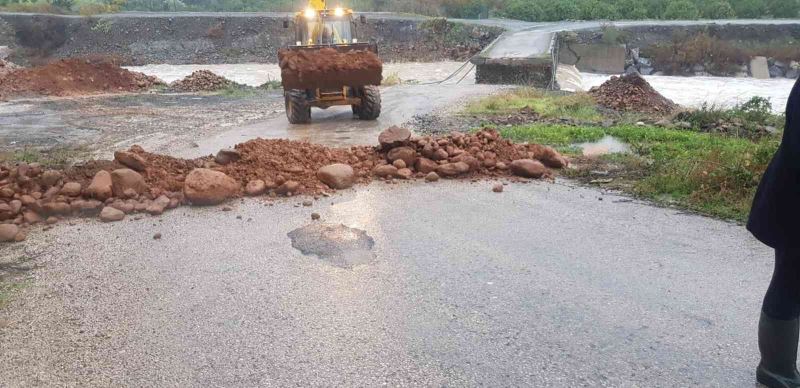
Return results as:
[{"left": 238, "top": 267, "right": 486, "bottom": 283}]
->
[
  {"left": 415, "top": 157, "right": 438, "bottom": 174},
  {"left": 378, "top": 126, "right": 411, "bottom": 149},
  {"left": 386, "top": 146, "right": 417, "bottom": 167},
  {"left": 215, "top": 149, "right": 241, "bottom": 165},
  {"left": 60, "top": 182, "right": 82, "bottom": 197},
  {"left": 436, "top": 162, "right": 470, "bottom": 177},
  {"left": 183, "top": 168, "right": 239, "bottom": 205},
  {"left": 373, "top": 164, "right": 398, "bottom": 178},
  {"left": 114, "top": 151, "right": 147, "bottom": 172},
  {"left": 111, "top": 169, "right": 148, "bottom": 198},
  {"left": 86, "top": 170, "right": 113, "bottom": 200},
  {"left": 0, "top": 224, "right": 19, "bottom": 242},
  {"left": 510, "top": 159, "right": 547, "bottom": 178},
  {"left": 317, "top": 164, "right": 355, "bottom": 189},
  {"left": 99, "top": 206, "right": 126, "bottom": 222}
]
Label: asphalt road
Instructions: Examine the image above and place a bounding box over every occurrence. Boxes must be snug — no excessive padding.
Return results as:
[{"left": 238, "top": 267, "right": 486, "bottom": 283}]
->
[
  {"left": 0, "top": 179, "right": 772, "bottom": 386},
  {"left": 176, "top": 83, "right": 502, "bottom": 158}
]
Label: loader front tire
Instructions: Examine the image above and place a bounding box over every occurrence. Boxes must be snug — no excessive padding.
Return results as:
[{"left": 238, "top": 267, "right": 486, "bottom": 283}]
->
[
  {"left": 286, "top": 89, "right": 311, "bottom": 124},
  {"left": 357, "top": 86, "right": 381, "bottom": 121}
]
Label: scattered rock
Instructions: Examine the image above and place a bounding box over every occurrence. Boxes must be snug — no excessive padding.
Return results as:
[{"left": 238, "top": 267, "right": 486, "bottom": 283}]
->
[
  {"left": 302, "top": 200, "right": 312, "bottom": 207},
  {"left": 437, "top": 162, "right": 470, "bottom": 177},
  {"left": 153, "top": 232, "right": 162, "bottom": 240},
  {"left": 245, "top": 179, "right": 267, "bottom": 196},
  {"left": 378, "top": 126, "right": 412, "bottom": 149},
  {"left": 425, "top": 172, "right": 440, "bottom": 182},
  {"left": 0, "top": 224, "right": 19, "bottom": 242},
  {"left": 311, "top": 212, "right": 320, "bottom": 220},
  {"left": 392, "top": 159, "right": 407, "bottom": 169},
  {"left": 87, "top": 170, "right": 113, "bottom": 200},
  {"left": 510, "top": 159, "right": 547, "bottom": 178},
  {"left": 114, "top": 151, "right": 147, "bottom": 172},
  {"left": 387, "top": 146, "right": 417, "bottom": 167},
  {"left": 183, "top": 168, "right": 239, "bottom": 205},
  {"left": 396, "top": 168, "right": 413, "bottom": 179},
  {"left": 40, "top": 170, "right": 62, "bottom": 187},
  {"left": 100, "top": 206, "right": 125, "bottom": 222},
  {"left": 492, "top": 183, "right": 504, "bottom": 193},
  {"left": 60, "top": 182, "right": 82, "bottom": 197},
  {"left": 373, "top": 164, "right": 398, "bottom": 178},
  {"left": 215, "top": 148, "right": 241, "bottom": 165},
  {"left": 415, "top": 157, "right": 438, "bottom": 174},
  {"left": 276, "top": 181, "right": 301, "bottom": 196},
  {"left": 317, "top": 163, "right": 355, "bottom": 189},
  {"left": 111, "top": 169, "right": 148, "bottom": 198}
]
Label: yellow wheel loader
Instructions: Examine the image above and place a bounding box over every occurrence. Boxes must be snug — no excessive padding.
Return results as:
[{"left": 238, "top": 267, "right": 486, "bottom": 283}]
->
[{"left": 281, "top": 0, "right": 382, "bottom": 124}]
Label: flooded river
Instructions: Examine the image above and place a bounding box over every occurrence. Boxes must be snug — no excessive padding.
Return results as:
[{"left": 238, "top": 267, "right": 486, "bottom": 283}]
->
[{"left": 127, "top": 62, "right": 796, "bottom": 113}]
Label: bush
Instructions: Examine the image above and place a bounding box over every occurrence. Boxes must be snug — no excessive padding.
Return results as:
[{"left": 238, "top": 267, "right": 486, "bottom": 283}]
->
[
  {"left": 662, "top": 0, "right": 700, "bottom": 18},
  {"left": 766, "top": 0, "right": 800, "bottom": 17},
  {"left": 701, "top": 0, "right": 736, "bottom": 18},
  {"left": 539, "top": 0, "right": 581, "bottom": 20},
  {"left": 580, "top": 0, "right": 620, "bottom": 19},
  {"left": 731, "top": 0, "right": 766, "bottom": 18},
  {"left": 500, "top": 0, "right": 543, "bottom": 20}
]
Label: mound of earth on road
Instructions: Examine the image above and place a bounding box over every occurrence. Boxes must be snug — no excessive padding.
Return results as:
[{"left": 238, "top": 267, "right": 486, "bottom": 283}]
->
[
  {"left": 279, "top": 48, "right": 382, "bottom": 89},
  {"left": 0, "top": 128, "right": 567, "bottom": 243},
  {"left": 0, "top": 58, "right": 164, "bottom": 100},
  {"left": 589, "top": 73, "right": 676, "bottom": 114},
  {"left": 169, "top": 70, "right": 233, "bottom": 92}
]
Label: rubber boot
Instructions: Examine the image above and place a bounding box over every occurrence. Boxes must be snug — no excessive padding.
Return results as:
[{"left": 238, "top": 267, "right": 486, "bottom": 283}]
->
[{"left": 758, "top": 312, "right": 800, "bottom": 388}]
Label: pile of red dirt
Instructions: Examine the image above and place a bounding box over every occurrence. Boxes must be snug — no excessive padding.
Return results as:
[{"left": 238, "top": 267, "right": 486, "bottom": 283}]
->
[
  {"left": 170, "top": 70, "right": 232, "bottom": 92},
  {"left": 589, "top": 73, "right": 677, "bottom": 114},
  {"left": 279, "top": 48, "right": 383, "bottom": 89},
  {"left": 0, "top": 58, "right": 164, "bottom": 100},
  {"left": 0, "top": 127, "right": 567, "bottom": 243}
]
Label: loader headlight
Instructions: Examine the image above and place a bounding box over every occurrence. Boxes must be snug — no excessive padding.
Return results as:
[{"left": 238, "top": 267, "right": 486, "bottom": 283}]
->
[
  {"left": 334, "top": 7, "right": 344, "bottom": 16},
  {"left": 304, "top": 7, "right": 316, "bottom": 19}
]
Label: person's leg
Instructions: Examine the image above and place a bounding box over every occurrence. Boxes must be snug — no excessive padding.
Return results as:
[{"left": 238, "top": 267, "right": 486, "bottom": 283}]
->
[{"left": 758, "top": 249, "right": 800, "bottom": 388}]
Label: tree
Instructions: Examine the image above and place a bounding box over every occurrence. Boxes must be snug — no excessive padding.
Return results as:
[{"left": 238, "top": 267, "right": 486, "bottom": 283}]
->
[
  {"left": 662, "top": 0, "right": 700, "bottom": 18},
  {"left": 766, "top": 0, "right": 800, "bottom": 17},
  {"left": 540, "top": 0, "right": 581, "bottom": 20},
  {"left": 701, "top": 0, "right": 736, "bottom": 18},
  {"left": 579, "top": 0, "right": 620, "bottom": 19},
  {"left": 613, "top": 0, "right": 649, "bottom": 19},
  {"left": 500, "top": 0, "right": 544, "bottom": 21},
  {"left": 731, "top": 0, "right": 766, "bottom": 18}
]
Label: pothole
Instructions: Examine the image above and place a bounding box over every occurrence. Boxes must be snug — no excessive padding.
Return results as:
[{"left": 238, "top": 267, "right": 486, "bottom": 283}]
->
[{"left": 288, "top": 223, "right": 375, "bottom": 269}]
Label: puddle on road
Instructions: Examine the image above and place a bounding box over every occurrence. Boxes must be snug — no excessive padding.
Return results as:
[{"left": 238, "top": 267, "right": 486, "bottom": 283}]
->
[
  {"left": 288, "top": 223, "right": 375, "bottom": 269},
  {"left": 575, "top": 135, "right": 630, "bottom": 157}
]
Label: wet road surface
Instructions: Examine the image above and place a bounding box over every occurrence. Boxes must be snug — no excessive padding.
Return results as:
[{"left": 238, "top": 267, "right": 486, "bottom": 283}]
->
[
  {"left": 0, "top": 180, "right": 770, "bottom": 386},
  {"left": 175, "top": 83, "right": 501, "bottom": 157}
]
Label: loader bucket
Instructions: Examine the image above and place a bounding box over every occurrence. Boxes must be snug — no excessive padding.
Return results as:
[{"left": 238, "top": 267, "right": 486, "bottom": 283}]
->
[{"left": 279, "top": 44, "right": 383, "bottom": 90}]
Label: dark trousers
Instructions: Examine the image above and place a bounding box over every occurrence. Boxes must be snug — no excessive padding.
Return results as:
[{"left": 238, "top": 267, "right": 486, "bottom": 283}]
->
[{"left": 763, "top": 249, "right": 800, "bottom": 320}]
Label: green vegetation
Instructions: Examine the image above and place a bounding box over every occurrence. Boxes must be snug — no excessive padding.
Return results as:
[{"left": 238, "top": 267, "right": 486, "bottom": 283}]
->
[
  {"left": 2, "top": 0, "right": 795, "bottom": 19},
  {"left": 0, "top": 146, "right": 88, "bottom": 168},
  {"left": 500, "top": 123, "right": 779, "bottom": 220},
  {"left": 466, "top": 88, "right": 602, "bottom": 122},
  {"left": 465, "top": 89, "right": 786, "bottom": 221},
  {"left": 675, "top": 96, "right": 784, "bottom": 137}
]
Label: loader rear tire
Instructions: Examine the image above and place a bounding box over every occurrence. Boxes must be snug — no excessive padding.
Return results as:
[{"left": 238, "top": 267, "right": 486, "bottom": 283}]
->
[
  {"left": 357, "top": 86, "right": 381, "bottom": 121},
  {"left": 286, "top": 89, "right": 311, "bottom": 124}
]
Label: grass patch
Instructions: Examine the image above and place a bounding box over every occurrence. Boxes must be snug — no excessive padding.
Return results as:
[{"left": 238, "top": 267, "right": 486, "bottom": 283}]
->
[
  {"left": 675, "top": 96, "right": 784, "bottom": 137},
  {"left": 501, "top": 124, "right": 779, "bottom": 221},
  {"left": 0, "top": 146, "right": 89, "bottom": 168},
  {"left": 466, "top": 88, "right": 602, "bottom": 122}
]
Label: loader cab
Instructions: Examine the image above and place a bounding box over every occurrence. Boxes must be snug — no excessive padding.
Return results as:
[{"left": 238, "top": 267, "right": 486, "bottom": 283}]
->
[{"left": 293, "top": 8, "right": 359, "bottom": 46}]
